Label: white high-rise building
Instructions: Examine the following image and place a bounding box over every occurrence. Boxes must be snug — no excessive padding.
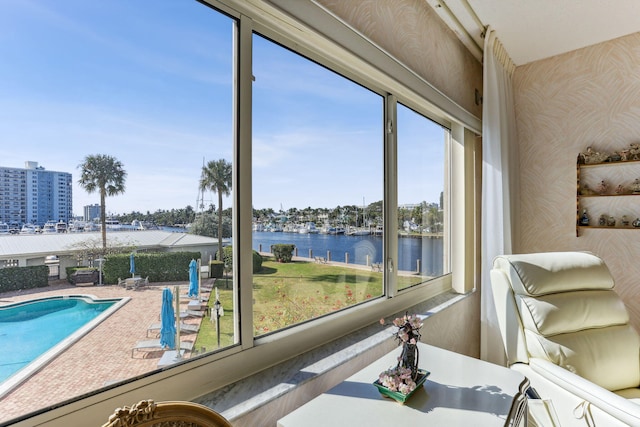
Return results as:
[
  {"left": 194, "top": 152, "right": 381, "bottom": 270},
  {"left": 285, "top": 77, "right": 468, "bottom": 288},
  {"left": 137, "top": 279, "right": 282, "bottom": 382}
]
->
[{"left": 0, "top": 161, "right": 73, "bottom": 227}]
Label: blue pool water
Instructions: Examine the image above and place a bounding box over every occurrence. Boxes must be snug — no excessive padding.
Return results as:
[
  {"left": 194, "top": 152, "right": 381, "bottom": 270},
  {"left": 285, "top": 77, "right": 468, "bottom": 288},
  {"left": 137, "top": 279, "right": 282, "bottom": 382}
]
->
[{"left": 0, "top": 296, "right": 119, "bottom": 385}]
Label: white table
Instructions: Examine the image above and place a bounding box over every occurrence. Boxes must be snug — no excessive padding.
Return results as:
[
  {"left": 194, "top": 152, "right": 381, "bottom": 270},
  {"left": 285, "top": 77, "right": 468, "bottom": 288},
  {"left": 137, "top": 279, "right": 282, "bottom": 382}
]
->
[{"left": 278, "top": 343, "right": 529, "bottom": 427}]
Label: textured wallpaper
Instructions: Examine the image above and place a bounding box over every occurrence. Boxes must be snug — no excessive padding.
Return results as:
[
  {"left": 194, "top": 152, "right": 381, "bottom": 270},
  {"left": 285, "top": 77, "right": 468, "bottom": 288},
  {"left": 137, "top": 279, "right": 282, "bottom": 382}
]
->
[
  {"left": 316, "top": 0, "right": 483, "bottom": 118},
  {"left": 514, "top": 32, "right": 640, "bottom": 330}
]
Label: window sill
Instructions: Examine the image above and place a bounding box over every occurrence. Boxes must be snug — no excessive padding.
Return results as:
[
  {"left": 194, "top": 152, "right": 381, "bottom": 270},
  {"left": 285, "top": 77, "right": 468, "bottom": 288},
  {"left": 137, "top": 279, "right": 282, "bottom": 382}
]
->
[{"left": 195, "top": 290, "right": 469, "bottom": 423}]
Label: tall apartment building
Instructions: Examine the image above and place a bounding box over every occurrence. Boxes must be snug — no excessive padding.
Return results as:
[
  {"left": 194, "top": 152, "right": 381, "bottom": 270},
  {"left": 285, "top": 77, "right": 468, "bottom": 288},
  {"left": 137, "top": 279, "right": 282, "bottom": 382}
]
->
[
  {"left": 83, "top": 203, "right": 101, "bottom": 222},
  {"left": 0, "top": 161, "right": 73, "bottom": 227}
]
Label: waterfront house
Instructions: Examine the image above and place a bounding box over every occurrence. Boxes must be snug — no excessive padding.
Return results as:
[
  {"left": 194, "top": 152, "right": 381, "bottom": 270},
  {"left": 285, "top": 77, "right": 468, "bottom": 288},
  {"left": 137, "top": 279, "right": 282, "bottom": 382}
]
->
[{"left": 6, "top": 1, "right": 640, "bottom": 426}]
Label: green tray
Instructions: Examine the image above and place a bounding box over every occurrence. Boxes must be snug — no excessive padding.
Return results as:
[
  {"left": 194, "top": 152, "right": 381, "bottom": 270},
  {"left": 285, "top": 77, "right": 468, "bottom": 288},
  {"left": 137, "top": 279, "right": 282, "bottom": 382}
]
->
[{"left": 373, "top": 369, "right": 430, "bottom": 404}]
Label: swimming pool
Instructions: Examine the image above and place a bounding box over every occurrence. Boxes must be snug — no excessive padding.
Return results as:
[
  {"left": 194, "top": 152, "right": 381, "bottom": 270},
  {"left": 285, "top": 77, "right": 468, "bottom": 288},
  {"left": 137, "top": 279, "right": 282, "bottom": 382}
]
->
[{"left": 0, "top": 295, "right": 128, "bottom": 398}]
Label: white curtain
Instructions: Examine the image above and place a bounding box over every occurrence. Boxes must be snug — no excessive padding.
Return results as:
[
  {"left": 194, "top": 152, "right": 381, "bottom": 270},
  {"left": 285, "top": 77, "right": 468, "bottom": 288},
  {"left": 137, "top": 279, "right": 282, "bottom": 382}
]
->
[{"left": 480, "top": 28, "right": 519, "bottom": 364}]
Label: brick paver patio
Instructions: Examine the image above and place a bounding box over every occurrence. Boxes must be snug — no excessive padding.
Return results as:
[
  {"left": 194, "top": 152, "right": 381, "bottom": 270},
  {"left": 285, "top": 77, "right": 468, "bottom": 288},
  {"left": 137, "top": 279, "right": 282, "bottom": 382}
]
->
[{"left": 0, "top": 279, "right": 212, "bottom": 424}]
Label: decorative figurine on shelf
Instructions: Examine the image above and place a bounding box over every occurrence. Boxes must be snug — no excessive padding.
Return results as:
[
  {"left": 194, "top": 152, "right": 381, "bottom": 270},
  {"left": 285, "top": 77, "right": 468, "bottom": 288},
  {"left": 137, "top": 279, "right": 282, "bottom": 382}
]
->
[
  {"left": 622, "top": 216, "right": 630, "bottom": 227},
  {"left": 580, "top": 146, "right": 609, "bottom": 164},
  {"left": 599, "top": 214, "right": 607, "bottom": 226},
  {"left": 630, "top": 179, "right": 640, "bottom": 194},
  {"left": 607, "top": 216, "right": 616, "bottom": 227},
  {"left": 615, "top": 184, "right": 627, "bottom": 195},
  {"left": 580, "top": 184, "right": 596, "bottom": 196},
  {"left": 580, "top": 209, "right": 590, "bottom": 226},
  {"left": 609, "top": 151, "right": 622, "bottom": 162},
  {"left": 621, "top": 149, "right": 630, "bottom": 161},
  {"left": 633, "top": 218, "right": 640, "bottom": 228},
  {"left": 630, "top": 143, "right": 640, "bottom": 160},
  {"left": 596, "top": 180, "right": 609, "bottom": 195}
]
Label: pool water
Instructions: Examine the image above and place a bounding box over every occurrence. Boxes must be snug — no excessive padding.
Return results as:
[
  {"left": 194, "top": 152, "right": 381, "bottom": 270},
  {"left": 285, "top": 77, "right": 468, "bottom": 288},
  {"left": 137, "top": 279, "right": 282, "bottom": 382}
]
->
[{"left": 0, "top": 296, "right": 120, "bottom": 385}]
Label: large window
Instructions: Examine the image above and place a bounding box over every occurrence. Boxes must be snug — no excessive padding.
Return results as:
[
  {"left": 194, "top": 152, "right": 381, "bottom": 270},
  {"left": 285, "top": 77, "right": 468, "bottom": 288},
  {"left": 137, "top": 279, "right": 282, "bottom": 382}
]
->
[
  {"left": 397, "top": 104, "right": 451, "bottom": 290},
  {"left": 251, "top": 34, "right": 384, "bottom": 334},
  {"left": 0, "top": 1, "right": 236, "bottom": 422},
  {"left": 0, "top": 0, "right": 476, "bottom": 425}
]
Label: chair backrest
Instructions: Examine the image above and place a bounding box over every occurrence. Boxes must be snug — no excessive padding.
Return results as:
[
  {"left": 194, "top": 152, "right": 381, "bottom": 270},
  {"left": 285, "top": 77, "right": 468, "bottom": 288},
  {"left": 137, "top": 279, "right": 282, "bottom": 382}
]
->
[
  {"left": 102, "top": 399, "right": 232, "bottom": 427},
  {"left": 491, "top": 251, "right": 640, "bottom": 391}
]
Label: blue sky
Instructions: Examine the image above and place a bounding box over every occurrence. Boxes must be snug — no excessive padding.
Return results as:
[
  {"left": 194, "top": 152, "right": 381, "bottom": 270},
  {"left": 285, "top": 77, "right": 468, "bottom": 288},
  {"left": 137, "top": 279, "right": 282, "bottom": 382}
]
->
[{"left": 0, "top": 0, "right": 445, "bottom": 216}]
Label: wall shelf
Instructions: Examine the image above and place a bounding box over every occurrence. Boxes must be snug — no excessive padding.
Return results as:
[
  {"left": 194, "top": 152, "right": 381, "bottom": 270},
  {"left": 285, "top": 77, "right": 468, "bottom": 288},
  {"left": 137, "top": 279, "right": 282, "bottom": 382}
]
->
[{"left": 576, "top": 154, "right": 640, "bottom": 236}]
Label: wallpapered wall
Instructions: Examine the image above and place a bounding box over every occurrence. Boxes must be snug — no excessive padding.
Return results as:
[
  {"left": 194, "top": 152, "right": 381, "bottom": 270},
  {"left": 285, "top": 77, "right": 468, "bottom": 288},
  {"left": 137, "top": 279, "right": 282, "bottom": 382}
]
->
[
  {"left": 514, "top": 32, "right": 640, "bottom": 331},
  {"left": 317, "top": 0, "right": 483, "bottom": 118}
]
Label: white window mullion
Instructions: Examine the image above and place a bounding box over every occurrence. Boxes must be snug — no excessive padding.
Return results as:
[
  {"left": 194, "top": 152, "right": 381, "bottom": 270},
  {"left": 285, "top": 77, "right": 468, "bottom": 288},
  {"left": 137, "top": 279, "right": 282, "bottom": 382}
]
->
[
  {"left": 235, "top": 14, "right": 254, "bottom": 348},
  {"left": 384, "top": 94, "right": 398, "bottom": 297}
]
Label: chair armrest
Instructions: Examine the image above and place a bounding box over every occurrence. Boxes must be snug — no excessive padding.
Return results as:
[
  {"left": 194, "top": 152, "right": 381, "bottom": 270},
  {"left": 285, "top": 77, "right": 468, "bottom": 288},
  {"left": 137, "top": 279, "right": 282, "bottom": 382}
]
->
[{"left": 529, "top": 358, "right": 640, "bottom": 425}]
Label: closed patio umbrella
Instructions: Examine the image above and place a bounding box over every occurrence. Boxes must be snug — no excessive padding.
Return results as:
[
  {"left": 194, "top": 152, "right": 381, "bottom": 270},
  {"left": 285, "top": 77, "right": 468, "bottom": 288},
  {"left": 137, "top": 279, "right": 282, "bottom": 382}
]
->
[
  {"left": 160, "top": 287, "right": 176, "bottom": 349},
  {"left": 188, "top": 259, "right": 198, "bottom": 298},
  {"left": 129, "top": 252, "right": 136, "bottom": 278}
]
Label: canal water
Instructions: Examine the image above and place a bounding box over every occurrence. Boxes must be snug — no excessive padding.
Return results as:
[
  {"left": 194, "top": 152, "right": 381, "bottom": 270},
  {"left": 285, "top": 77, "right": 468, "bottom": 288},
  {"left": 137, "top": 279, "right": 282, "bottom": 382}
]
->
[{"left": 252, "top": 231, "right": 444, "bottom": 276}]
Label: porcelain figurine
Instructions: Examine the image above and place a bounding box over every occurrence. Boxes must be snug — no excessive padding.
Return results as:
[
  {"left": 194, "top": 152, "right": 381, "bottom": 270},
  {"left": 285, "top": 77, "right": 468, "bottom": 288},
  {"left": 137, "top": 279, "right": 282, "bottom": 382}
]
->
[
  {"left": 581, "top": 184, "right": 596, "bottom": 196},
  {"left": 622, "top": 215, "right": 630, "bottom": 227},
  {"left": 580, "top": 147, "right": 609, "bottom": 164},
  {"left": 580, "top": 209, "right": 590, "bottom": 226},
  {"left": 599, "top": 214, "right": 607, "bottom": 226},
  {"left": 615, "top": 184, "right": 626, "bottom": 195},
  {"left": 630, "top": 179, "right": 640, "bottom": 194},
  {"left": 630, "top": 143, "right": 640, "bottom": 160},
  {"left": 596, "top": 180, "right": 609, "bottom": 195},
  {"left": 621, "top": 150, "right": 630, "bottom": 161},
  {"left": 607, "top": 216, "right": 616, "bottom": 227},
  {"left": 609, "top": 152, "right": 622, "bottom": 162},
  {"left": 633, "top": 218, "right": 640, "bottom": 228}
]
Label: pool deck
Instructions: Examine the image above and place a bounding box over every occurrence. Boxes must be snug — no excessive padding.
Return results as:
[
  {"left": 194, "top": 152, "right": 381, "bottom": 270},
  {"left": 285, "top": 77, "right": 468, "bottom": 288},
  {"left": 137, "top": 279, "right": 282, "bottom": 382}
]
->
[{"left": 0, "top": 278, "right": 214, "bottom": 424}]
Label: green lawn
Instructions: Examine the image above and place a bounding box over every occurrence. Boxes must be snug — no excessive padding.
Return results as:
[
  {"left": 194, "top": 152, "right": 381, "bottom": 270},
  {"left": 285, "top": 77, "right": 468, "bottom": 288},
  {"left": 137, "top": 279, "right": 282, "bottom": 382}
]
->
[{"left": 194, "top": 256, "right": 426, "bottom": 351}]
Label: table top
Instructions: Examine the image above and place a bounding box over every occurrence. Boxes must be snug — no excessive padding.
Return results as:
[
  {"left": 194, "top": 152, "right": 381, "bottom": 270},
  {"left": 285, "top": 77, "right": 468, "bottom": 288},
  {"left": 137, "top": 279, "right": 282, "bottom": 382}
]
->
[{"left": 277, "top": 343, "right": 529, "bottom": 427}]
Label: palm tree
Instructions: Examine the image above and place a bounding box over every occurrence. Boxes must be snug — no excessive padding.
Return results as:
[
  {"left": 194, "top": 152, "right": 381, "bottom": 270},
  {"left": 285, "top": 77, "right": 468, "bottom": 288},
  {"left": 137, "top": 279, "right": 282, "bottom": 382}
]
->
[
  {"left": 78, "top": 154, "right": 127, "bottom": 252},
  {"left": 200, "top": 159, "right": 232, "bottom": 260}
]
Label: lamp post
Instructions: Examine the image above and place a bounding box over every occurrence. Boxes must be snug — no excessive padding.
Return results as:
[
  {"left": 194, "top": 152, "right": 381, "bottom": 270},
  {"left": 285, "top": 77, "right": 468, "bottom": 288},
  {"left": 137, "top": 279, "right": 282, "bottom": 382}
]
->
[{"left": 214, "top": 294, "right": 221, "bottom": 349}]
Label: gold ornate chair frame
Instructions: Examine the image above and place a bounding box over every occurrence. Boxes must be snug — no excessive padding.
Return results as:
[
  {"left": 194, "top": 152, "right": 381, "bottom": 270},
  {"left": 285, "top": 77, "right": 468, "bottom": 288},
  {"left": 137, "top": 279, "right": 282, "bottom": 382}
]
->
[{"left": 102, "top": 399, "right": 232, "bottom": 427}]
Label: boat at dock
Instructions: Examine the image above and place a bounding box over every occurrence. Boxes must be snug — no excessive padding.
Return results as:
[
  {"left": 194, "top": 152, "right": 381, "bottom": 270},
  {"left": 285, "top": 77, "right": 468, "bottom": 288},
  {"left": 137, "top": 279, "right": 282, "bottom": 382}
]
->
[
  {"left": 346, "top": 226, "right": 370, "bottom": 236},
  {"left": 20, "top": 223, "right": 38, "bottom": 234},
  {"left": 298, "top": 222, "right": 319, "bottom": 234},
  {"left": 42, "top": 221, "right": 57, "bottom": 233},
  {"left": 103, "top": 218, "right": 122, "bottom": 230}
]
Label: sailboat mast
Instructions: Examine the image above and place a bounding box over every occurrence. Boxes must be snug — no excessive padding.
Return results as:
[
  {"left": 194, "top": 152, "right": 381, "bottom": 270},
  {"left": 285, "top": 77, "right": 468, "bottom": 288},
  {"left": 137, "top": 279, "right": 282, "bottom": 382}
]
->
[{"left": 197, "top": 157, "right": 206, "bottom": 213}]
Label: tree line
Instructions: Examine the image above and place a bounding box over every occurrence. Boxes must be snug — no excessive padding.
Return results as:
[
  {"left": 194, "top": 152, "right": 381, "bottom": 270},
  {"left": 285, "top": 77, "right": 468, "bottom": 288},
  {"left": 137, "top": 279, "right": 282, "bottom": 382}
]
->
[{"left": 78, "top": 153, "right": 442, "bottom": 259}]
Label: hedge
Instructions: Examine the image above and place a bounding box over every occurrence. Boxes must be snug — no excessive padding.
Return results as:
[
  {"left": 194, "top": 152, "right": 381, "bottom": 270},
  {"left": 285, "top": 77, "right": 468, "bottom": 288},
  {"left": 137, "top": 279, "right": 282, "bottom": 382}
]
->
[
  {"left": 0, "top": 265, "right": 49, "bottom": 293},
  {"left": 102, "top": 251, "right": 201, "bottom": 284}
]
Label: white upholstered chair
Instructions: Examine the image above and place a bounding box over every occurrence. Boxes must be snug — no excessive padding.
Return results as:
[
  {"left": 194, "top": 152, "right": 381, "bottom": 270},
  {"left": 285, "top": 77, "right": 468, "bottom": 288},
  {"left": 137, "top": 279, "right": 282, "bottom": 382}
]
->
[{"left": 491, "top": 251, "right": 640, "bottom": 426}]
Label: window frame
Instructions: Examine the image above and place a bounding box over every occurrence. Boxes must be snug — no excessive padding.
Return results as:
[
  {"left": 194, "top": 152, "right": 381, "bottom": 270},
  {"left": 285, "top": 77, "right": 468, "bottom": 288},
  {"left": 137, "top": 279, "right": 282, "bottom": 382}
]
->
[{"left": 9, "top": 1, "right": 479, "bottom": 425}]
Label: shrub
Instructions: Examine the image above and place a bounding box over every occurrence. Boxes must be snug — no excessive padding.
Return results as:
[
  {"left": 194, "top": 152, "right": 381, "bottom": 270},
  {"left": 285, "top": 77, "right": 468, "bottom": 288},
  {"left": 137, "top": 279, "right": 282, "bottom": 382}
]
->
[
  {"left": 271, "top": 244, "right": 295, "bottom": 263},
  {"left": 0, "top": 266, "right": 49, "bottom": 293},
  {"left": 220, "top": 245, "right": 233, "bottom": 266},
  {"left": 252, "top": 250, "right": 263, "bottom": 272},
  {"left": 219, "top": 246, "right": 262, "bottom": 273}
]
